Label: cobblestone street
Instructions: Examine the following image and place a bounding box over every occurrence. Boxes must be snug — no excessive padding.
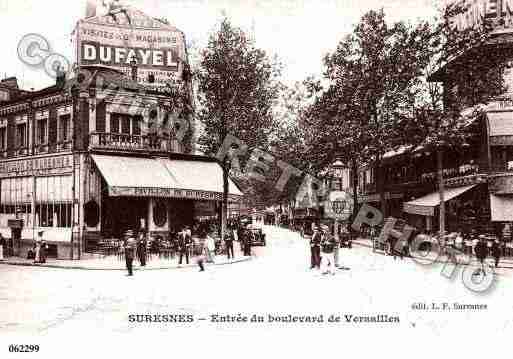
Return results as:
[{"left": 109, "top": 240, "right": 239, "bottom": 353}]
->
[{"left": 1, "top": 225, "right": 512, "bottom": 338}]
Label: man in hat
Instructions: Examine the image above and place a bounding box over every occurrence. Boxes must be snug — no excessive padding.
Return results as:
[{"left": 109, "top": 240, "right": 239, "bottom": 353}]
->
[
  {"left": 124, "top": 230, "right": 137, "bottom": 276},
  {"left": 224, "top": 226, "right": 235, "bottom": 260},
  {"left": 178, "top": 226, "right": 192, "bottom": 265},
  {"left": 136, "top": 229, "right": 147, "bottom": 267},
  {"left": 474, "top": 235, "right": 488, "bottom": 274},
  {"left": 491, "top": 239, "right": 502, "bottom": 268},
  {"left": 320, "top": 226, "right": 337, "bottom": 275},
  {"left": 310, "top": 225, "right": 322, "bottom": 269}
]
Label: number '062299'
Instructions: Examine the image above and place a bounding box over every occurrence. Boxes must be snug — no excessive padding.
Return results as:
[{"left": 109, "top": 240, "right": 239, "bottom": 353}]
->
[{"left": 8, "top": 344, "right": 40, "bottom": 353}]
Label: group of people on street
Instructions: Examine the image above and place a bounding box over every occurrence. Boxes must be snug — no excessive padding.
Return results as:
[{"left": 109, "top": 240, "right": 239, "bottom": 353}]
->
[
  {"left": 123, "top": 225, "right": 220, "bottom": 275},
  {"left": 310, "top": 225, "right": 341, "bottom": 275},
  {"left": 26, "top": 231, "right": 48, "bottom": 264},
  {"left": 475, "top": 236, "right": 503, "bottom": 270}
]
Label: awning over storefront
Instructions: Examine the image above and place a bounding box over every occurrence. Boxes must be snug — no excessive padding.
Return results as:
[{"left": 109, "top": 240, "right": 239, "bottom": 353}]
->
[
  {"left": 488, "top": 112, "right": 513, "bottom": 146},
  {"left": 91, "top": 154, "right": 243, "bottom": 201},
  {"left": 490, "top": 194, "right": 513, "bottom": 222},
  {"left": 403, "top": 184, "right": 477, "bottom": 217}
]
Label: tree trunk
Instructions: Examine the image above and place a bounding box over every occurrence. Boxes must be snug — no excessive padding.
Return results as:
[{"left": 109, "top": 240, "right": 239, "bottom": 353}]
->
[
  {"left": 437, "top": 148, "right": 445, "bottom": 236},
  {"left": 222, "top": 158, "right": 229, "bottom": 241},
  {"left": 351, "top": 158, "right": 359, "bottom": 218}
]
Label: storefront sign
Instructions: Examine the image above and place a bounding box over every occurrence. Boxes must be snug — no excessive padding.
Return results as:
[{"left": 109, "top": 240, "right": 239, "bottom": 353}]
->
[
  {"left": 447, "top": 0, "right": 513, "bottom": 33},
  {"left": 75, "top": 9, "right": 186, "bottom": 87},
  {"left": 194, "top": 201, "right": 217, "bottom": 217},
  {"left": 0, "top": 154, "right": 73, "bottom": 178},
  {"left": 109, "top": 186, "right": 240, "bottom": 202}
]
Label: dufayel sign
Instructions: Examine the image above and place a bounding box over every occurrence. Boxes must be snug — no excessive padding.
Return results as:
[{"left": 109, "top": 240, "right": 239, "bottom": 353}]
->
[{"left": 74, "top": 6, "right": 187, "bottom": 87}]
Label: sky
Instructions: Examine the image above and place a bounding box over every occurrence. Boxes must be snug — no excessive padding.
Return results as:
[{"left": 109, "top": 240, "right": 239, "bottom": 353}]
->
[{"left": 0, "top": 0, "right": 441, "bottom": 90}]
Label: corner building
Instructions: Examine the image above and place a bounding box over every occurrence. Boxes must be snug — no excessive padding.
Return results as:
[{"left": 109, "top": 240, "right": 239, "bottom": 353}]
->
[{"left": 0, "top": 6, "right": 242, "bottom": 259}]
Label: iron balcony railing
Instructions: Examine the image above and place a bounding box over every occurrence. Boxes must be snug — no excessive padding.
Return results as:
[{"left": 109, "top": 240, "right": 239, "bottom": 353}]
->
[{"left": 89, "top": 132, "right": 184, "bottom": 153}]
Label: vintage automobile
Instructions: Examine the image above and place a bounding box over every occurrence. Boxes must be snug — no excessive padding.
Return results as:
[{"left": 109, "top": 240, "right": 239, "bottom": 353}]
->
[{"left": 245, "top": 225, "right": 266, "bottom": 246}]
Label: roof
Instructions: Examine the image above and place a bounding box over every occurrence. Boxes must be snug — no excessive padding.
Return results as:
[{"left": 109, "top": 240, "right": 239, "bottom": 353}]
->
[{"left": 79, "top": 5, "right": 182, "bottom": 33}]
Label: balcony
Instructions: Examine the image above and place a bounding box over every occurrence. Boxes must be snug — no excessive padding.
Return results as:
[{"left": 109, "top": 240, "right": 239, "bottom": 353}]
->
[
  {"left": 89, "top": 132, "right": 184, "bottom": 154},
  {"left": 56, "top": 141, "right": 72, "bottom": 152}
]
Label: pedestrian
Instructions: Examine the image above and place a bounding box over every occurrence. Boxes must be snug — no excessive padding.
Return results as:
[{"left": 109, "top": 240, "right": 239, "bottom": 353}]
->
[
  {"left": 333, "top": 225, "right": 341, "bottom": 268},
  {"left": 137, "top": 230, "right": 147, "bottom": 267},
  {"left": 206, "top": 231, "right": 216, "bottom": 264},
  {"left": 39, "top": 239, "right": 48, "bottom": 264},
  {"left": 34, "top": 239, "right": 41, "bottom": 264},
  {"left": 320, "top": 226, "right": 336, "bottom": 275},
  {"left": 310, "top": 226, "right": 322, "bottom": 269},
  {"left": 243, "top": 226, "right": 252, "bottom": 256},
  {"left": 178, "top": 226, "right": 192, "bottom": 265},
  {"left": 224, "top": 229, "right": 235, "bottom": 260},
  {"left": 474, "top": 236, "right": 488, "bottom": 274},
  {"left": 124, "top": 230, "right": 136, "bottom": 276},
  {"left": 491, "top": 240, "right": 501, "bottom": 268},
  {"left": 34, "top": 231, "right": 44, "bottom": 263},
  {"left": 0, "top": 233, "right": 5, "bottom": 260},
  {"left": 196, "top": 232, "right": 208, "bottom": 272}
]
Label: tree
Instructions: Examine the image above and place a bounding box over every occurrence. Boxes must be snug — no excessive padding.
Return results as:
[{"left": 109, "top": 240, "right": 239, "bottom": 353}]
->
[
  {"left": 401, "top": 3, "right": 507, "bottom": 236},
  {"left": 196, "top": 17, "right": 281, "bottom": 236},
  {"left": 304, "top": 9, "right": 434, "bottom": 217}
]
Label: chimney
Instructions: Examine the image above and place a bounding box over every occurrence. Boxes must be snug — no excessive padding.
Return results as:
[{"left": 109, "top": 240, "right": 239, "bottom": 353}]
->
[{"left": 55, "top": 66, "right": 66, "bottom": 88}]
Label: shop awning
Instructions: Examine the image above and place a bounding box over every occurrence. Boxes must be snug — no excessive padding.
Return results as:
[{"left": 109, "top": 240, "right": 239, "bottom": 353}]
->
[
  {"left": 488, "top": 112, "right": 513, "bottom": 145},
  {"left": 490, "top": 194, "right": 513, "bottom": 222},
  {"left": 91, "top": 154, "right": 243, "bottom": 201},
  {"left": 403, "top": 184, "right": 477, "bottom": 217}
]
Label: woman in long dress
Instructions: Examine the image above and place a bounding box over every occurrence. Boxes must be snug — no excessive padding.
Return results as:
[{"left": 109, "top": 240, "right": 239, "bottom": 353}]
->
[{"left": 34, "top": 240, "right": 41, "bottom": 263}]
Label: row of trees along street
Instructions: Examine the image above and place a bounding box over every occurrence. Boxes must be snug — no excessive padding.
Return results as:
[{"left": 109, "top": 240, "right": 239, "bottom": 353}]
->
[{"left": 194, "top": 3, "right": 508, "bottom": 239}]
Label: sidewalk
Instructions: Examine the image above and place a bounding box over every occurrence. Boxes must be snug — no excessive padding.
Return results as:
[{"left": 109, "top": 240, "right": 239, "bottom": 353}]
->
[
  {"left": 0, "top": 253, "right": 252, "bottom": 271},
  {"left": 351, "top": 237, "right": 513, "bottom": 272}
]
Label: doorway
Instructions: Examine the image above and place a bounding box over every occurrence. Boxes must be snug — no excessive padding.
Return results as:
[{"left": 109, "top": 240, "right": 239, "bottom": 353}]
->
[{"left": 103, "top": 197, "right": 147, "bottom": 237}]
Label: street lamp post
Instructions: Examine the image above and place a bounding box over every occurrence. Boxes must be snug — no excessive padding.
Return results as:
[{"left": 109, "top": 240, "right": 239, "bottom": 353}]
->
[{"left": 330, "top": 159, "right": 347, "bottom": 242}]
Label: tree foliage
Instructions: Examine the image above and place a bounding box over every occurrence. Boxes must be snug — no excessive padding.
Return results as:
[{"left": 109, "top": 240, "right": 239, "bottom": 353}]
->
[{"left": 196, "top": 17, "right": 281, "bottom": 156}]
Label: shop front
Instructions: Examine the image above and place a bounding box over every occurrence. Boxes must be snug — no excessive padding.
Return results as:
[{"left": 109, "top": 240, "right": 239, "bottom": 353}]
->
[
  {"left": 84, "top": 153, "right": 242, "bottom": 251},
  {"left": 402, "top": 184, "right": 490, "bottom": 233},
  {"left": 0, "top": 153, "right": 77, "bottom": 259}
]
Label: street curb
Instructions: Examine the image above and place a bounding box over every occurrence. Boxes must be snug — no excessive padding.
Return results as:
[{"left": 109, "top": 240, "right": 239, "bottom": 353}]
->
[{"left": 0, "top": 256, "right": 253, "bottom": 271}]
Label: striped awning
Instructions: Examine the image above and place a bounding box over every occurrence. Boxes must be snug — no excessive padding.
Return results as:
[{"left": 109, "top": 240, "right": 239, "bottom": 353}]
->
[
  {"left": 403, "top": 185, "right": 477, "bottom": 216},
  {"left": 91, "top": 154, "right": 243, "bottom": 201}
]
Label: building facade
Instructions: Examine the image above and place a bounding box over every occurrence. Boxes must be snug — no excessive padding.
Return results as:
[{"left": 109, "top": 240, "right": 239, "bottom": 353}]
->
[{"left": 0, "top": 6, "right": 242, "bottom": 259}]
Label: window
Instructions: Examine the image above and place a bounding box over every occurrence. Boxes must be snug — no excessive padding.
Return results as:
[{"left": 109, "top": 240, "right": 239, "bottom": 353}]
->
[
  {"left": 0, "top": 177, "right": 32, "bottom": 215},
  {"left": 16, "top": 123, "right": 26, "bottom": 148},
  {"left": 34, "top": 175, "right": 73, "bottom": 228},
  {"left": 110, "top": 113, "right": 143, "bottom": 136},
  {"left": 110, "top": 114, "right": 120, "bottom": 133},
  {"left": 0, "top": 127, "right": 6, "bottom": 150},
  {"left": 36, "top": 118, "right": 48, "bottom": 145},
  {"left": 121, "top": 115, "right": 130, "bottom": 134},
  {"left": 133, "top": 115, "right": 141, "bottom": 135},
  {"left": 59, "top": 114, "right": 70, "bottom": 142}
]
